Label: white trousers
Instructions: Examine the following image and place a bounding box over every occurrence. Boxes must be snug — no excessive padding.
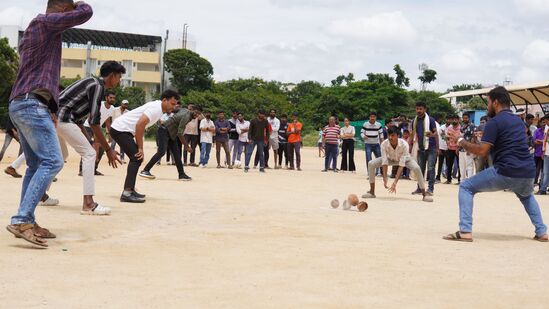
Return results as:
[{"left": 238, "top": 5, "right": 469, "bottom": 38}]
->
[
  {"left": 58, "top": 122, "right": 96, "bottom": 196},
  {"left": 459, "top": 151, "right": 475, "bottom": 180},
  {"left": 11, "top": 153, "right": 26, "bottom": 170}
]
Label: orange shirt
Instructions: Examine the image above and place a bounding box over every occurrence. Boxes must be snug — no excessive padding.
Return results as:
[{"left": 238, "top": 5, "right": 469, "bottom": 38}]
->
[{"left": 287, "top": 122, "right": 302, "bottom": 143}]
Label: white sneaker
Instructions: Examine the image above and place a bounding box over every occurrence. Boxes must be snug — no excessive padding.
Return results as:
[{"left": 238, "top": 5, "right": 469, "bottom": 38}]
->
[
  {"left": 41, "top": 197, "right": 60, "bottom": 206},
  {"left": 362, "top": 192, "right": 376, "bottom": 199},
  {"left": 201, "top": 164, "right": 207, "bottom": 168}
]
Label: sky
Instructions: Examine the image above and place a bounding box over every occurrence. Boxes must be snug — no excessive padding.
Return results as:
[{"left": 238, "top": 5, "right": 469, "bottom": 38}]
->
[{"left": 1, "top": 0, "right": 548, "bottom": 92}]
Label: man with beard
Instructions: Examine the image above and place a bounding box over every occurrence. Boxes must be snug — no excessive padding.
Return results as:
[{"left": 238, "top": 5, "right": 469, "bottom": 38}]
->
[
  {"left": 409, "top": 102, "right": 438, "bottom": 195},
  {"left": 444, "top": 87, "right": 547, "bottom": 242}
]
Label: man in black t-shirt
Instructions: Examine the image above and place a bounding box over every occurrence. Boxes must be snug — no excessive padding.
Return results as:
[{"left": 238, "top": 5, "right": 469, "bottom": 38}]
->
[{"left": 277, "top": 114, "right": 289, "bottom": 168}]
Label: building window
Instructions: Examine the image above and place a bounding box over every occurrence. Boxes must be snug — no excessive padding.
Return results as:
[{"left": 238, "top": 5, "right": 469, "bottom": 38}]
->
[
  {"left": 62, "top": 59, "right": 84, "bottom": 68},
  {"left": 136, "top": 63, "right": 160, "bottom": 72}
]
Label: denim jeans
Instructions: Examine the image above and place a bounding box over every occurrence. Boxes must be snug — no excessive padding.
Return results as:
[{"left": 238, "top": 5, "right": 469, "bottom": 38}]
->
[
  {"left": 417, "top": 148, "right": 437, "bottom": 192},
  {"left": 541, "top": 155, "right": 549, "bottom": 193},
  {"left": 325, "top": 143, "right": 338, "bottom": 170},
  {"left": 459, "top": 167, "right": 547, "bottom": 236},
  {"left": 200, "top": 142, "right": 212, "bottom": 165},
  {"left": 245, "top": 140, "right": 265, "bottom": 168},
  {"left": 9, "top": 98, "right": 64, "bottom": 224},
  {"left": 365, "top": 143, "right": 381, "bottom": 165}
]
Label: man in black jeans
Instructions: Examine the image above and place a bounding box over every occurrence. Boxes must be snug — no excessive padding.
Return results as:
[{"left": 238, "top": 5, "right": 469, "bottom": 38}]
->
[
  {"left": 139, "top": 106, "right": 200, "bottom": 181},
  {"left": 110, "top": 90, "right": 179, "bottom": 203}
]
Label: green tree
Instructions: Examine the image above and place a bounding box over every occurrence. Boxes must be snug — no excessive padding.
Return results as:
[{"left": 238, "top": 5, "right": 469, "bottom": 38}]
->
[
  {"left": 418, "top": 69, "right": 437, "bottom": 90},
  {"left": 447, "top": 83, "right": 483, "bottom": 103},
  {"left": 164, "top": 49, "right": 214, "bottom": 95},
  {"left": 408, "top": 90, "right": 455, "bottom": 119},
  {"left": 394, "top": 64, "right": 410, "bottom": 88},
  {"left": 113, "top": 86, "right": 146, "bottom": 109},
  {"left": 60, "top": 75, "right": 81, "bottom": 89},
  {"left": 465, "top": 96, "right": 487, "bottom": 110},
  {"left": 0, "top": 37, "right": 18, "bottom": 128}
]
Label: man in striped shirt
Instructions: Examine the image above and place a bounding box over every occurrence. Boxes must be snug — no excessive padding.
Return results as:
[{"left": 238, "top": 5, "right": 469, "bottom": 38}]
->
[
  {"left": 361, "top": 112, "right": 384, "bottom": 176},
  {"left": 6, "top": 0, "right": 93, "bottom": 247},
  {"left": 322, "top": 116, "right": 341, "bottom": 172},
  {"left": 56, "top": 61, "right": 126, "bottom": 215}
]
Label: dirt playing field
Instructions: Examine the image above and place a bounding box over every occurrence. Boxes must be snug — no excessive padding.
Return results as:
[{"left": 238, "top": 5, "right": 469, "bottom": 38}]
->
[{"left": 1, "top": 137, "right": 548, "bottom": 308}]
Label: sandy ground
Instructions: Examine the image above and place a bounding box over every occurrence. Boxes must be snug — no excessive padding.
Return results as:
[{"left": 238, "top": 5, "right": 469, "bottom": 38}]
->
[{"left": 0, "top": 136, "right": 549, "bottom": 309}]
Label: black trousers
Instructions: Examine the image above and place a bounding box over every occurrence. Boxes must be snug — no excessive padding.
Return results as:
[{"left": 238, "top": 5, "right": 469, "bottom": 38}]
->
[
  {"left": 183, "top": 134, "right": 199, "bottom": 164},
  {"left": 535, "top": 156, "right": 544, "bottom": 184},
  {"left": 446, "top": 150, "right": 459, "bottom": 182},
  {"left": 278, "top": 143, "right": 289, "bottom": 166},
  {"left": 340, "top": 139, "right": 356, "bottom": 171},
  {"left": 143, "top": 126, "right": 185, "bottom": 177},
  {"left": 110, "top": 128, "right": 142, "bottom": 191}
]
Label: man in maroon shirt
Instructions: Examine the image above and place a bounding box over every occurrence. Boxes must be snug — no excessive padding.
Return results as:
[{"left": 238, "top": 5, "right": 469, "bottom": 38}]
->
[{"left": 6, "top": 0, "right": 93, "bottom": 248}]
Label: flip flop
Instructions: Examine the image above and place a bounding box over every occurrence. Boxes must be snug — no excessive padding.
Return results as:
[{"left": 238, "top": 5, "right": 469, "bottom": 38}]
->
[
  {"left": 6, "top": 224, "right": 48, "bottom": 248},
  {"left": 533, "top": 235, "right": 548, "bottom": 242},
  {"left": 443, "top": 231, "right": 473, "bottom": 242},
  {"left": 80, "top": 203, "right": 111, "bottom": 216}
]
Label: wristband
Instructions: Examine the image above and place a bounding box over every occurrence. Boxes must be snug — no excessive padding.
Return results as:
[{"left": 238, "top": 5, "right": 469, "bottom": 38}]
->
[{"left": 457, "top": 137, "right": 464, "bottom": 145}]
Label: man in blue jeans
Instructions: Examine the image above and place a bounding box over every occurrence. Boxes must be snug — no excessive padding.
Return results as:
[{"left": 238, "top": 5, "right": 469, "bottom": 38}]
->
[
  {"left": 444, "top": 86, "right": 548, "bottom": 242},
  {"left": 409, "top": 102, "right": 438, "bottom": 195},
  {"left": 245, "top": 110, "right": 269, "bottom": 173},
  {"left": 6, "top": 0, "right": 93, "bottom": 247},
  {"left": 361, "top": 112, "right": 384, "bottom": 177}
]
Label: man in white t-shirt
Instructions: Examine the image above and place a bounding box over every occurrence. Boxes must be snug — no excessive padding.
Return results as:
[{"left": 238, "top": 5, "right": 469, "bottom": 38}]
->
[
  {"left": 235, "top": 112, "right": 250, "bottom": 168},
  {"left": 80, "top": 91, "right": 116, "bottom": 176},
  {"left": 198, "top": 111, "right": 216, "bottom": 168},
  {"left": 436, "top": 115, "right": 448, "bottom": 182},
  {"left": 110, "top": 90, "right": 179, "bottom": 203},
  {"left": 268, "top": 109, "right": 281, "bottom": 169}
]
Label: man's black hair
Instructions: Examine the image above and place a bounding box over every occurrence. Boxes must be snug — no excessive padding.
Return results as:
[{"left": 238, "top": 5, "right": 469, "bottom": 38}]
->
[
  {"left": 369, "top": 112, "right": 377, "bottom": 117},
  {"left": 387, "top": 127, "right": 399, "bottom": 136},
  {"left": 415, "top": 102, "right": 427, "bottom": 108},
  {"left": 48, "top": 0, "right": 74, "bottom": 8},
  {"left": 292, "top": 112, "right": 298, "bottom": 117},
  {"left": 487, "top": 86, "right": 511, "bottom": 107},
  {"left": 161, "top": 89, "right": 180, "bottom": 101},
  {"left": 105, "top": 90, "right": 115, "bottom": 98},
  {"left": 258, "top": 110, "right": 266, "bottom": 115},
  {"left": 526, "top": 113, "right": 535, "bottom": 120},
  {"left": 99, "top": 61, "right": 126, "bottom": 78},
  {"left": 281, "top": 114, "right": 288, "bottom": 118},
  {"left": 218, "top": 111, "right": 225, "bottom": 114},
  {"left": 194, "top": 105, "right": 203, "bottom": 112},
  {"left": 403, "top": 129, "right": 410, "bottom": 134},
  {"left": 480, "top": 116, "right": 488, "bottom": 122},
  {"left": 462, "top": 113, "right": 470, "bottom": 118}
]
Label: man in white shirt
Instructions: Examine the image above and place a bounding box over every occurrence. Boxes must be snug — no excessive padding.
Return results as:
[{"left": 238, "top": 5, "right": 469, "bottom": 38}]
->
[
  {"left": 110, "top": 90, "right": 179, "bottom": 203},
  {"left": 235, "top": 112, "right": 250, "bottom": 168},
  {"left": 361, "top": 112, "right": 384, "bottom": 176},
  {"left": 268, "top": 109, "right": 281, "bottom": 169},
  {"left": 198, "top": 111, "right": 216, "bottom": 168},
  {"left": 362, "top": 127, "right": 433, "bottom": 202},
  {"left": 80, "top": 90, "right": 116, "bottom": 176},
  {"left": 436, "top": 115, "right": 448, "bottom": 182}
]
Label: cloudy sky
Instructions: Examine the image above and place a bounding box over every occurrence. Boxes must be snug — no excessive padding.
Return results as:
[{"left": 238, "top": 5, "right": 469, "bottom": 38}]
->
[{"left": 1, "top": 0, "right": 548, "bottom": 91}]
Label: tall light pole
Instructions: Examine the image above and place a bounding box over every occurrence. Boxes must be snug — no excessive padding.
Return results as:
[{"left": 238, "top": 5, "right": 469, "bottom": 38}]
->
[
  {"left": 161, "top": 29, "right": 169, "bottom": 92},
  {"left": 183, "top": 24, "right": 189, "bottom": 49}
]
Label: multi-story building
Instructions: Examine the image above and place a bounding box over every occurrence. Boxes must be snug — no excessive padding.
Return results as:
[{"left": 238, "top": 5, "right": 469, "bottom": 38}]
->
[{"left": 0, "top": 25, "right": 196, "bottom": 100}]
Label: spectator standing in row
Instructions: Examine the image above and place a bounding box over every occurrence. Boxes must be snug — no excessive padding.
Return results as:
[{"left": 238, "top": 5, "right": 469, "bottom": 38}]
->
[
  {"left": 322, "top": 116, "right": 340, "bottom": 172},
  {"left": 287, "top": 113, "right": 302, "bottom": 171},
  {"left": 361, "top": 112, "right": 384, "bottom": 177},
  {"left": 340, "top": 118, "right": 356, "bottom": 173}
]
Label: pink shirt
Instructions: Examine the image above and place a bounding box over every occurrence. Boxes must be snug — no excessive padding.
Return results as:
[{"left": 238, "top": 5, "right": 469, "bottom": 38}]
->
[{"left": 446, "top": 124, "right": 461, "bottom": 151}]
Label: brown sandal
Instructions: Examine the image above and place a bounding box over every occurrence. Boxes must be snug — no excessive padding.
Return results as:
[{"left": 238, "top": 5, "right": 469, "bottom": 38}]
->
[
  {"left": 443, "top": 231, "right": 473, "bottom": 242},
  {"left": 534, "top": 235, "right": 548, "bottom": 242},
  {"left": 13, "top": 223, "right": 56, "bottom": 239},
  {"left": 6, "top": 224, "right": 48, "bottom": 248}
]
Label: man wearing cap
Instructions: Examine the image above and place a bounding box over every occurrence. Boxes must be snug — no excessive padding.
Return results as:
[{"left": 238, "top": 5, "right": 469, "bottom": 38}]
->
[{"left": 110, "top": 99, "right": 130, "bottom": 163}]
